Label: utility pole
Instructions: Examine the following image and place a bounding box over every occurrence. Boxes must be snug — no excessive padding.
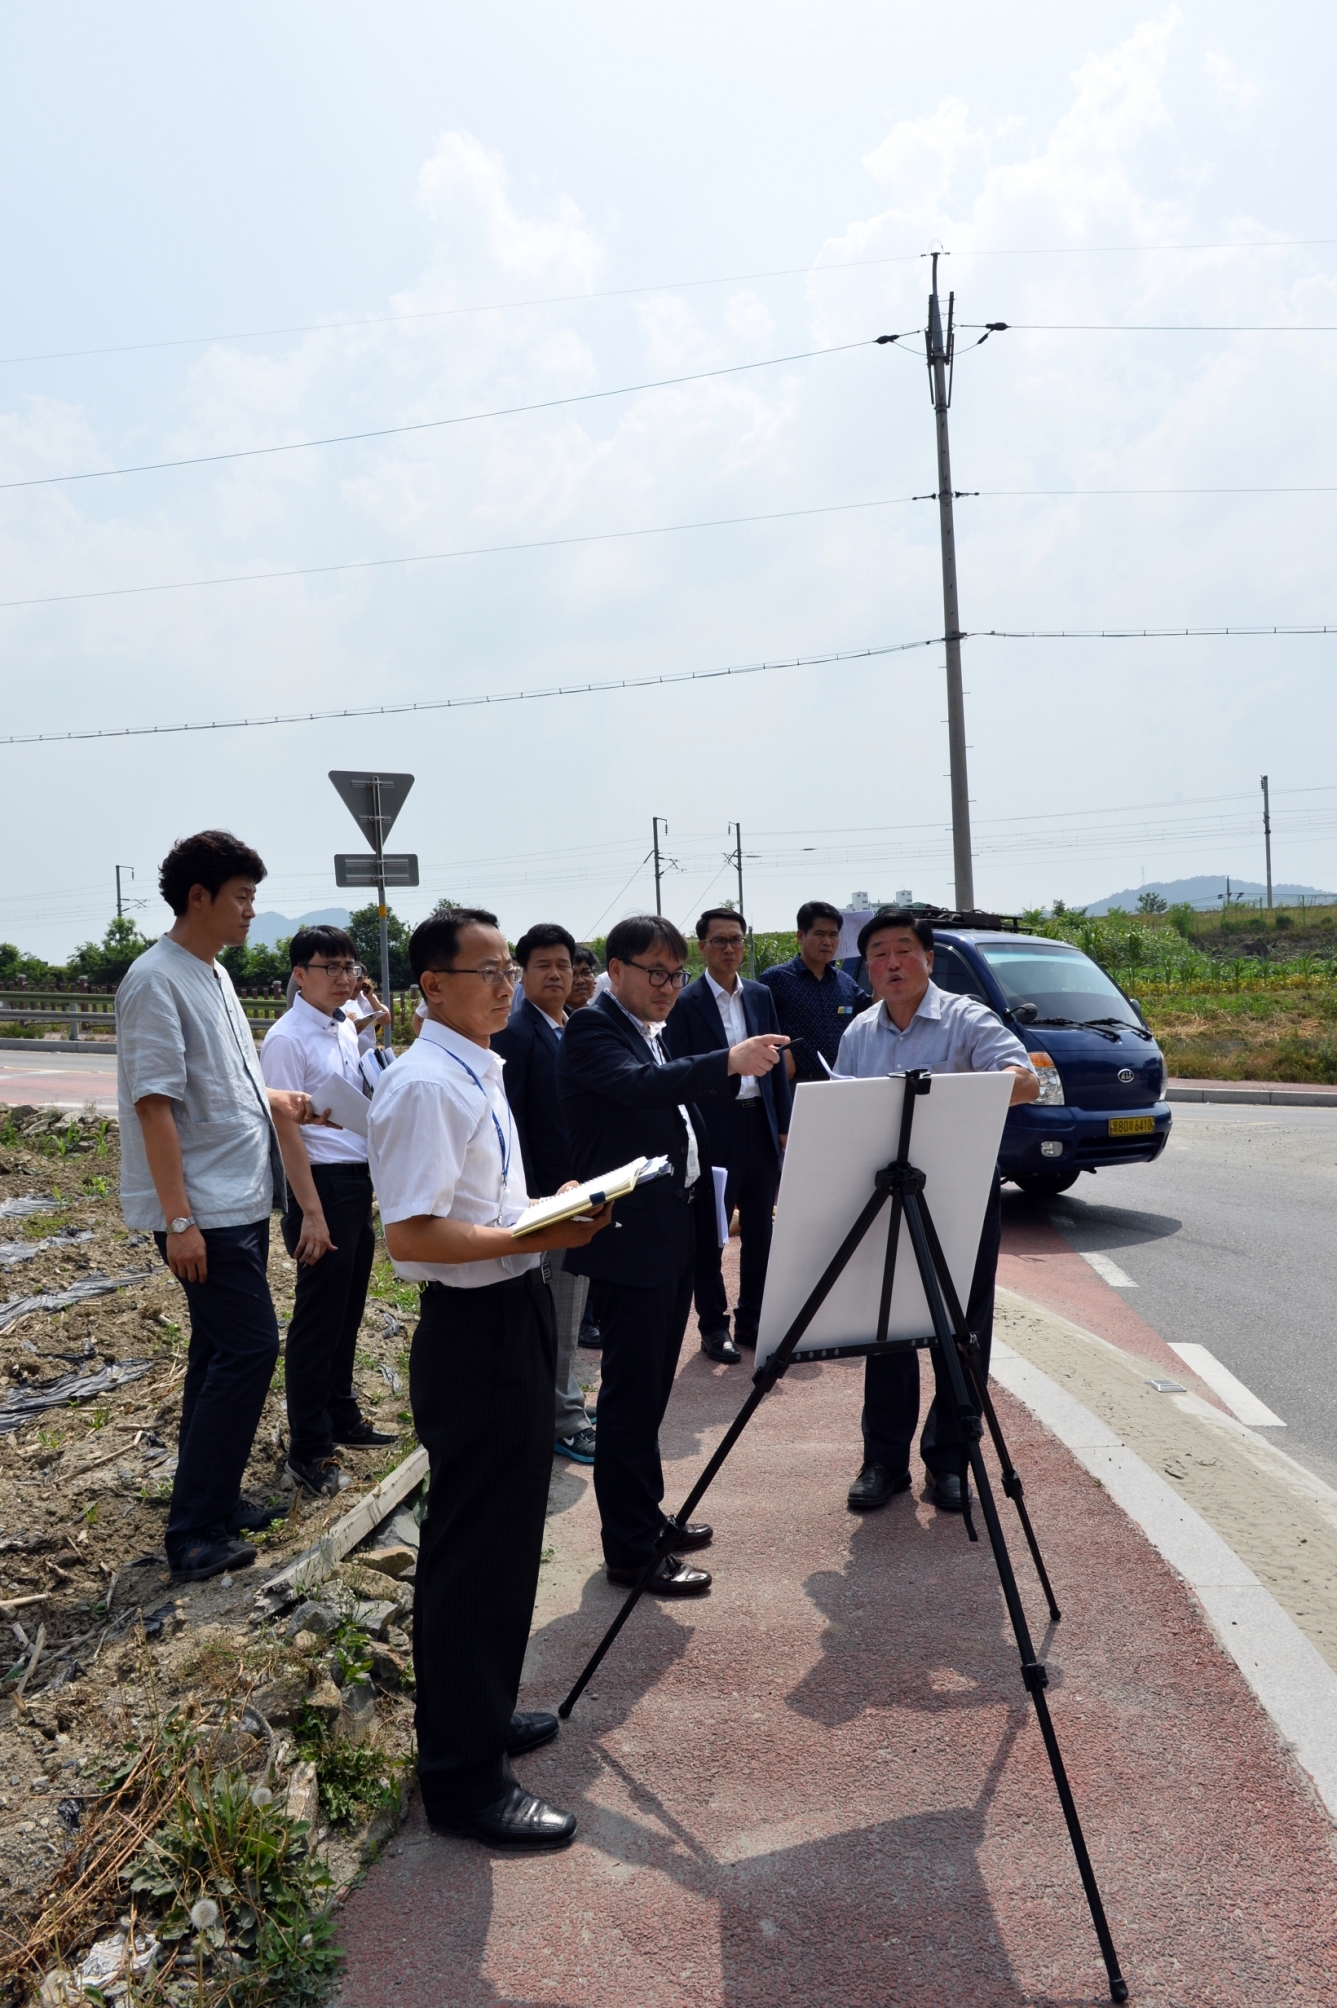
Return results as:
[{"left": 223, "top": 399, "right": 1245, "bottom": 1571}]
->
[
  {"left": 728, "top": 821, "right": 755, "bottom": 976},
  {"left": 926, "top": 252, "right": 975, "bottom": 912},
  {"left": 114, "top": 865, "right": 133, "bottom": 921},
  {"left": 652, "top": 817, "right": 668, "bottom": 915},
  {"left": 1261, "top": 775, "right": 1273, "bottom": 911}
]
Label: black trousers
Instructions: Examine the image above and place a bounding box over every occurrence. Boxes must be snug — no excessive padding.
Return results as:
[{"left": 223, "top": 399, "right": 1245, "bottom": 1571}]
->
[
  {"left": 693, "top": 1101, "right": 779, "bottom": 1341},
  {"left": 410, "top": 1270, "right": 556, "bottom": 1821},
  {"left": 594, "top": 1218, "right": 696, "bottom": 1571},
  {"left": 281, "top": 1162, "right": 376, "bottom": 1464},
  {"left": 860, "top": 1172, "right": 1003, "bottom": 1478},
  {"left": 155, "top": 1220, "right": 280, "bottom": 1567}
]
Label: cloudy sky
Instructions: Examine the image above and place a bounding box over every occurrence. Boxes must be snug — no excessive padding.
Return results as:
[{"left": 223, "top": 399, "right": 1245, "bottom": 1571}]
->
[{"left": 2, "top": 2, "right": 1335, "bottom": 957}]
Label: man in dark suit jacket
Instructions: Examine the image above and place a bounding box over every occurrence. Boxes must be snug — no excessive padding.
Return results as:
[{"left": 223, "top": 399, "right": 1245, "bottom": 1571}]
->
[
  {"left": 557, "top": 914, "right": 788, "bottom": 1596},
  {"left": 663, "top": 908, "right": 792, "bottom": 1363},
  {"left": 492, "top": 922, "right": 595, "bottom": 1464}
]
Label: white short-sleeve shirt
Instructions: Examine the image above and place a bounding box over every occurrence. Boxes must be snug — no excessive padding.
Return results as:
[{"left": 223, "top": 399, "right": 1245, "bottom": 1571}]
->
[
  {"left": 261, "top": 995, "right": 373, "bottom": 1167},
  {"left": 366, "top": 1017, "right": 540, "bottom": 1289}
]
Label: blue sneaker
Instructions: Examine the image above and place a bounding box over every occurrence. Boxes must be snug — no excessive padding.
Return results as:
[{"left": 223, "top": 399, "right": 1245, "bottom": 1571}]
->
[{"left": 555, "top": 1425, "right": 596, "bottom": 1464}]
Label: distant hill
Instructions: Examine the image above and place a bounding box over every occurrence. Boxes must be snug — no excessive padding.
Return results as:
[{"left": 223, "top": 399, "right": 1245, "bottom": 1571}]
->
[
  {"left": 1087, "top": 876, "right": 1337, "bottom": 915},
  {"left": 248, "top": 907, "right": 352, "bottom": 948}
]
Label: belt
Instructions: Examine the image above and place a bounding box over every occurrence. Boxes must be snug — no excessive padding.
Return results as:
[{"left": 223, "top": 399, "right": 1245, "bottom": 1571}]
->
[{"left": 421, "top": 1270, "right": 542, "bottom": 1296}]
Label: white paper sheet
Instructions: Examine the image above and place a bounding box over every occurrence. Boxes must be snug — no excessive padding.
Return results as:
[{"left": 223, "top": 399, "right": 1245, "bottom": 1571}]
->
[
  {"left": 711, "top": 1165, "right": 729, "bottom": 1249},
  {"left": 311, "top": 1072, "right": 371, "bottom": 1139},
  {"left": 754, "top": 1071, "right": 1013, "bottom": 1369}
]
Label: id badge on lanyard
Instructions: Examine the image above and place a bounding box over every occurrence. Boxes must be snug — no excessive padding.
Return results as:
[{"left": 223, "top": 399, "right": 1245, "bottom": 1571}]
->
[{"left": 440, "top": 1048, "right": 512, "bottom": 1225}]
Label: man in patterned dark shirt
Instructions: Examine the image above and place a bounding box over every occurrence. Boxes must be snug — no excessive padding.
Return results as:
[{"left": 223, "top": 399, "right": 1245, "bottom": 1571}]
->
[{"left": 758, "top": 901, "right": 869, "bottom": 1084}]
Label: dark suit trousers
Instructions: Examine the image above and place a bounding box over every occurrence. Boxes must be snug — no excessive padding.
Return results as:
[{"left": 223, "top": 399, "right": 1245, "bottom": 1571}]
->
[
  {"left": 155, "top": 1220, "right": 279, "bottom": 1567},
  {"left": 410, "top": 1270, "right": 556, "bottom": 1821},
  {"left": 281, "top": 1163, "right": 376, "bottom": 1464},
  {"left": 860, "top": 1173, "right": 1003, "bottom": 1477},
  {"left": 594, "top": 1215, "right": 696, "bottom": 1570},
  {"left": 694, "top": 1102, "right": 779, "bottom": 1339}
]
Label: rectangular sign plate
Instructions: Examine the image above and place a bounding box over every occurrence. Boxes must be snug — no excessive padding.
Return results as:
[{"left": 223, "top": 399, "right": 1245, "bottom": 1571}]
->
[
  {"left": 334, "top": 853, "right": 419, "bottom": 888},
  {"left": 1108, "top": 1115, "right": 1156, "bottom": 1136}
]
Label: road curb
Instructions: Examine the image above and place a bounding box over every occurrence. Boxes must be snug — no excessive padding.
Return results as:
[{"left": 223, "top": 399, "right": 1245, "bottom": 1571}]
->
[
  {"left": 1167, "top": 1080, "right": 1337, "bottom": 1107},
  {"left": 992, "top": 1338, "right": 1337, "bottom": 1824}
]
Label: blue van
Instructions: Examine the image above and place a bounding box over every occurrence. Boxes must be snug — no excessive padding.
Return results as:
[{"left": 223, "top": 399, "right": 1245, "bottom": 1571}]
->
[{"left": 839, "top": 924, "right": 1171, "bottom": 1200}]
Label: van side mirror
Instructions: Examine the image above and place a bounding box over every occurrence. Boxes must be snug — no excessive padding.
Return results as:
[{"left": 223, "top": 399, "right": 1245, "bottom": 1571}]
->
[{"left": 1012, "top": 1001, "right": 1039, "bottom": 1025}]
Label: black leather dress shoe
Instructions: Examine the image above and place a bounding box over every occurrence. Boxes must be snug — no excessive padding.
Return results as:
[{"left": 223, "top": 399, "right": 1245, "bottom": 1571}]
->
[
  {"left": 733, "top": 1327, "right": 758, "bottom": 1350},
  {"left": 701, "top": 1333, "right": 741, "bottom": 1364},
  {"left": 665, "top": 1521, "right": 713, "bottom": 1552},
  {"left": 606, "top": 1554, "right": 712, "bottom": 1596},
  {"left": 507, "top": 1710, "right": 559, "bottom": 1757},
  {"left": 926, "top": 1471, "right": 969, "bottom": 1512},
  {"left": 846, "top": 1463, "right": 913, "bottom": 1512},
  {"left": 333, "top": 1419, "right": 398, "bottom": 1448},
  {"left": 431, "top": 1784, "right": 576, "bottom": 1851}
]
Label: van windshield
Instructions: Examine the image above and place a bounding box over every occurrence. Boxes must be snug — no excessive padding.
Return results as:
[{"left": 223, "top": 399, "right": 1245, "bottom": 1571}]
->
[{"left": 975, "top": 941, "right": 1132, "bottom": 1022}]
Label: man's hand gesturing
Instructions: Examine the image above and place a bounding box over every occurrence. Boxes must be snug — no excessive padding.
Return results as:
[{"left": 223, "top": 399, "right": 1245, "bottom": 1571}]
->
[{"left": 727, "top": 1033, "right": 789, "bottom": 1077}]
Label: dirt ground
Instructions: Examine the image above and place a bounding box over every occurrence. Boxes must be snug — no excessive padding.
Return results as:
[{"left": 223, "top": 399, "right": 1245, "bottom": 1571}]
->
[{"left": 0, "top": 1107, "right": 426, "bottom": 1994}]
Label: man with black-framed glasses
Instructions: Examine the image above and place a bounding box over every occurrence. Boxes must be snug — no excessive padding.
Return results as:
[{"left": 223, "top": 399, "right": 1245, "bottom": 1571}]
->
[
  {"left": 261, "top": 925, "right": 396, "bottom": 1497},
  {"left": 558, "top": 914, "right": 787, "bottom": 1597}
]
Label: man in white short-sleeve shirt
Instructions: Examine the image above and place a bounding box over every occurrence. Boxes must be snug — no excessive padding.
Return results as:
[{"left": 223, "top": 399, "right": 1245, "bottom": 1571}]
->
[
  {"left": 367, "top": 906, "right": 610, "bottom": 1853},
  {"left": 261, "top": 926, "right": 397, "bottom": 1498}
]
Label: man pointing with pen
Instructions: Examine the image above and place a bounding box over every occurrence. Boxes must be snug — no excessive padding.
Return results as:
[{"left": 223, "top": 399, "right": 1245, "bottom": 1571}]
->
[{"left": 558, "top": 915, "right": 788, "bottom": 1600}]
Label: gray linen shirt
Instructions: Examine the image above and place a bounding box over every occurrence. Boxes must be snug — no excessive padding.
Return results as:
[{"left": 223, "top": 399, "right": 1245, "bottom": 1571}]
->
[
  {"left": 833, "top": 980, "right": 1035, "bottom": 1081},
  {"left": 116, "top": 936, "right": 284, "bottom": 1230}
]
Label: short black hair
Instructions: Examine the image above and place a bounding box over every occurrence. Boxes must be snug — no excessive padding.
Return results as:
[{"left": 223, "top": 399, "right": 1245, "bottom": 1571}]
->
[
  {"left": 606, "top": 914, "right": 688, "bottom": 965},
  {"left": 572, "top": 944, "right": 599, "bottom": 971},
  {"left": 797, "top": 900, "right": 843, "bottom": 933},
  {"left": 289, "top": 925, "right": 357, "bottom": 970},
  {"left": 159, "top": 831, "right": 266, "bottom": 917},
  {"left": 696, "top": 906, "right": 747, "bottom": 941},
  {"left": 857, "top": 907, "right": 934, "bottom": 958},
  {"left": 515, "top": 922, "right": 576, "bottom": 967},
  {"left": 409, "top": 906, "right": 500, "bottom": 982}
]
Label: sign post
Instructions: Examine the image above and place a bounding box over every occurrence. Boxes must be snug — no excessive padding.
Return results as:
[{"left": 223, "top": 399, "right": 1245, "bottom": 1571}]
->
[{"left": 329, "top": 771, "right": 416, "bottom": 1022}]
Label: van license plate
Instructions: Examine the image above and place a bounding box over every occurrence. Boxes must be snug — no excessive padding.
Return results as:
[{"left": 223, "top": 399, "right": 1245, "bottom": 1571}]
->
[{"left": 1108, "top": 1116, "right": 1155, "bottom": 1136}]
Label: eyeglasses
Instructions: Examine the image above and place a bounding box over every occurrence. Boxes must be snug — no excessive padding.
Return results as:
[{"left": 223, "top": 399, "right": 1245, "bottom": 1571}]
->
[
  {"left": 302, "top": 961, "right": 364, "bottom": 979},
  {"left": 624, "top": 961, "right": 688, "bottom": 989},
  {"left": 705, "top": 935, "right": 746, "bottom": 950},
  {"left": 436, "top": 961, "right": 521, "bottom": 987}
]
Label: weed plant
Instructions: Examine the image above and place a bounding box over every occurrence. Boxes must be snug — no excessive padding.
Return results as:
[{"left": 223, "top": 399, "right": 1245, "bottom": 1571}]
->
[{"left": 292, "top": 1707, "right": 402, "bottom": 1830}]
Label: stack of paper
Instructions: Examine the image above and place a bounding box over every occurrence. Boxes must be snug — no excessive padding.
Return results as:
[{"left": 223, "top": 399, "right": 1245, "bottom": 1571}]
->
[{"left": 510, "top": 1156, "right": 672, "bottom": 1238}]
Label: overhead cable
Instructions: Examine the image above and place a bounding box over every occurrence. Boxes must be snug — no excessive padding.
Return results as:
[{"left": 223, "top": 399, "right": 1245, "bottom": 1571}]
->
[{"left": 0, "top": 340, "right": 872, "bottom": 494}]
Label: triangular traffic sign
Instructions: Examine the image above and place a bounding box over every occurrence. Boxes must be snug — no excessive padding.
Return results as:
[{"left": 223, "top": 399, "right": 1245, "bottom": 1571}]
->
[{"left": 329, "top": 770, "right": 415, "bottom": 850}]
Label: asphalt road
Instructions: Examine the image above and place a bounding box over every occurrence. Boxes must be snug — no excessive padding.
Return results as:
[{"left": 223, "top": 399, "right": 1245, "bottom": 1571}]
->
[
  {"left": 1013, "top": 1104, "right": 1337, "bottom": 1490},
  {"left": 0, "top": 1046, "right": 117, "bottom": 1112}
]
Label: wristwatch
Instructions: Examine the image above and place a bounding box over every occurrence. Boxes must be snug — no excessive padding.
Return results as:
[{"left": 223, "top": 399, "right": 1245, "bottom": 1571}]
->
[{"left": 167, "top": 1216, "right": 196, "bottom": 1236}]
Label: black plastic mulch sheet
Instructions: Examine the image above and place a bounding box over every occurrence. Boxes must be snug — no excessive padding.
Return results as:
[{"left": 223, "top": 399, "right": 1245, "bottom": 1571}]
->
[
  {"left": 0, "top": 1355, "right": 156, "bottom": 1432},
  {"left": 0, "top": 1268, "right": 152, "bottom": 1335}
]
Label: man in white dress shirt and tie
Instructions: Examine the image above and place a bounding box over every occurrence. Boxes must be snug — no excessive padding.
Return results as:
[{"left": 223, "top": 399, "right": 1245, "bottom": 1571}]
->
[{"left": 367, "top": 908, "right": 611, "bottom": 1852}]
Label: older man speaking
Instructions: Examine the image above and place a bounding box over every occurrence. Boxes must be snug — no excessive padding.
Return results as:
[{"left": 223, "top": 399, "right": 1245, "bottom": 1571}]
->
[{"left": 834, "top": 908, "right": 1038, "bottom": 1514}]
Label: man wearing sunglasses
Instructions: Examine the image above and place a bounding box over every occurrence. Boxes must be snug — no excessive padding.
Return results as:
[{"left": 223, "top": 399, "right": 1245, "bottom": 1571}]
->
[
  {"left": 557, "top": 914, "right": 788, "bottom": 1597},
  {"left": 261, "top": 926, "right": 396, "bottom": 1498}
]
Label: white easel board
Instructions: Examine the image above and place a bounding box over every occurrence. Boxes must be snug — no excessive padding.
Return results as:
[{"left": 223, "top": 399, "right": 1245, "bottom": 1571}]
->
[{"left": 754, "top": 1071, "right": 1013, "bottom": 1369}]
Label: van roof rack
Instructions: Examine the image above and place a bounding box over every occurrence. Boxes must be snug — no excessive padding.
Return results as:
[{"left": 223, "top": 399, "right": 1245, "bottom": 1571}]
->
[{"left": 906, "top": 904, "right": 1022, "bottom": 934}]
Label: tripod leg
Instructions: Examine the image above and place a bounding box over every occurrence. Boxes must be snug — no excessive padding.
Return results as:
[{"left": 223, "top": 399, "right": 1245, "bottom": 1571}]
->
[
  {"left": 559, "top": 1175, "right": 896, "bottom": 1719},
  {"left": 905, "top": 1194, "right": 1127, "bottom": 2003},
  {"left": 918, "top": 1195, "right": 1062, "bottom": 1622}
]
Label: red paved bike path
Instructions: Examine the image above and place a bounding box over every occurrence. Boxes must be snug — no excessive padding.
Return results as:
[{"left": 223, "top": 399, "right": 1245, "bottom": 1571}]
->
[{"left": 333, "top": 1330, "right": 1337, "bottom": 2006}]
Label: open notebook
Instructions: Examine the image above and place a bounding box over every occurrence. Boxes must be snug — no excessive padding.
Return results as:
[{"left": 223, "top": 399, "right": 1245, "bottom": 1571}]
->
[{"left": 510, "top": 1155, "right": 673, "bottom": 1238}]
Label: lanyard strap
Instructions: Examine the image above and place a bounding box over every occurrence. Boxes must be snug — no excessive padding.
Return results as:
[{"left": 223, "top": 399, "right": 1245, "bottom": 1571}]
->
[{"left": 439, "top": 1047, "right": 512, "bottom": 1185}]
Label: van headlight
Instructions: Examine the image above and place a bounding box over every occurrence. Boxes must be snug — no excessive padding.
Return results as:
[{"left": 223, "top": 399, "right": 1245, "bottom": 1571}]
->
[{"left": 1028, "top": 1052, "right": 1065, "bottom": 1105}]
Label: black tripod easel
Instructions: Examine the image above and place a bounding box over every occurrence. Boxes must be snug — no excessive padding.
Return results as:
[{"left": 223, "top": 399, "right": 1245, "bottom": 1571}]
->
[{"left": 559, "top": 1069, "right": 1128, "bottom": 2004}]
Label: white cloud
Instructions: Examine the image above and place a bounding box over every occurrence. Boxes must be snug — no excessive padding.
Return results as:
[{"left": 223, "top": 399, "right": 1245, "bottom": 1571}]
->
[
  {"left": 413, "top": 129, "right": 603, "bottom": 292},
  {"left": 1205, "top": 49, "right": 1259, "bottom": 109}
]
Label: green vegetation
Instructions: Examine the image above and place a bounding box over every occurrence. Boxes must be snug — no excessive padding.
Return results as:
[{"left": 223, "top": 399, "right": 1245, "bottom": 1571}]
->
[{"left": 293, "top": 1705, "right": 403, "bottom": 1831}]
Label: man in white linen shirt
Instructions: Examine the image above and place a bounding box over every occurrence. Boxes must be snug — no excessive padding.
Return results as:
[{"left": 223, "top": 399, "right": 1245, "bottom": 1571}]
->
[
  {"left": 261, "top": 925, "right": 396, "bottom": 1501},
  {"left": 834, "top": 908, "right": 1038, "bottom": 1515},
  {"left": 116, "top": 830, "right": 324, "bottom": 1585},
  {"left": 367, "top": 907, "right": 611, "bottom": 1853}
]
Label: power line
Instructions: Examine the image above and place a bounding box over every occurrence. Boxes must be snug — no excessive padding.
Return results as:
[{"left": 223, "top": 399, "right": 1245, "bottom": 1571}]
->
[
  {"left": 0, "top": 493, "right": 923, "bottom": 612},
  {"left": 8, "top": 485, "right": 1337, "bottom": 616},
  {"left": 0, "top": 634, "right": 943, "bottom": 748},
  {"left": 981, "top": 624, "right": 1337, "bottom": 639},
  {"left": 0, "top": 340, "right": 872, "bottom": 495},
  {"left": 7, "top": 238, "right": 1334, "bottom": 371},
  {"left": 977, "top": 322, "right": 1337, "bottom": 334}
]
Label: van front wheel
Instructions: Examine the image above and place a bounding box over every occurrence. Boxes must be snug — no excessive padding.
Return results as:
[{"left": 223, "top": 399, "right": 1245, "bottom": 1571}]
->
[{"left": 1011, "top": 1170, "right": 1081, "bottom": 1200}]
